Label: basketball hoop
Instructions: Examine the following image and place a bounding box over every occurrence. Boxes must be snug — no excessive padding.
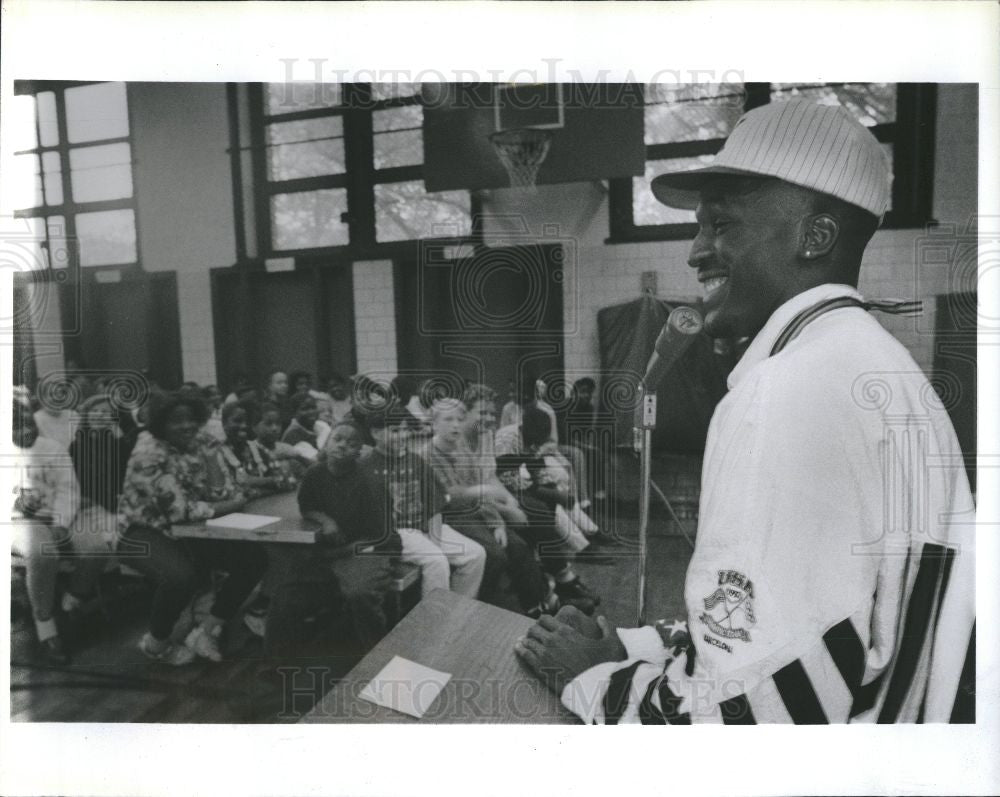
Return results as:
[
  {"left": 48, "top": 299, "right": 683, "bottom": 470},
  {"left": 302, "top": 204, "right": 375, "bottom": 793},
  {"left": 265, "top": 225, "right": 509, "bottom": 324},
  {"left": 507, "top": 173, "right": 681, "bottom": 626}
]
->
[{"left": 490, "top": 128, "right": 552, "bottom": 189}]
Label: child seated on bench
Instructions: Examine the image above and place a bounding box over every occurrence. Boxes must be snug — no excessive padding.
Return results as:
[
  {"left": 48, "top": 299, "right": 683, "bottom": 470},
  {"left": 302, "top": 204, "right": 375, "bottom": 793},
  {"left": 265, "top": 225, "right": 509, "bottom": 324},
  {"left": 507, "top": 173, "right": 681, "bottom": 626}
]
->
[
  {"left": 359, "top": 404, "right": 485, "bottom": 600},
  {"left": 12, "top": 397, "right": 112, "bottom": 664},
  {"left": 264, "top": 420, "right": 400, "bottom": 659}
]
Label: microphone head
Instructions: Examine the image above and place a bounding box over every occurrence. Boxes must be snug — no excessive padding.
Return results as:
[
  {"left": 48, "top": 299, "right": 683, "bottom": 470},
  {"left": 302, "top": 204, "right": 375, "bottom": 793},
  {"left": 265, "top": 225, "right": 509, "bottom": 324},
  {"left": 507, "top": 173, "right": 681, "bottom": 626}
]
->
[{"left": 654, "top": 306, "right": 704, "bottom": 354}]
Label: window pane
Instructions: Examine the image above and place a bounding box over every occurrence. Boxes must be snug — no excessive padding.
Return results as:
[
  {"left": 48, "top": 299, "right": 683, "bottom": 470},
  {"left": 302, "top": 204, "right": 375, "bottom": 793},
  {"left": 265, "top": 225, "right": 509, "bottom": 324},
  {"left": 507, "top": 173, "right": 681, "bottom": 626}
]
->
[
  {"left": 373, "top": 107, "right": 423, "bottom": 169},
  {"left": 266, "top": 82, "right": 341, "bottom": 114},
  {"left": 266, "top": 117, "right": 345, "bottom": 179},
  {"left": 373, "top": 106, "right": 422, "bottom": 132},
  {"left": 69, "top": 143, "right": 133, "bottom": 202},
  {"left": 374, "top": 130, "right": 423, "bottom": 169},
  {"left": 12, "top": 154, "right": 42, "bottom": 210},
  {"left": 374, "top": 181, "right": 470, "bottom": 242},
  {"left": 644, "top": 83, "right": 745, "bottom": 144},
  {"left": 633, "top": 155, "right": 716, "bottom": 226},
  {"left": 37, "top": 91, "right": 59, "bottom": 147},
  {"left": 65, "top": 82, "right": 130, "bottom": 143},
  {"left": 770, "top": 83, "right": 896, "bottom": 127},
  {"left": 46, "top": 216, "right": 70, "bottom": 269},
  {"left": 11, "top": 94, "right": 38, "bottom": 151},
  {"left": 76, "top": 209, "right": 137, "bottom": 266},
  {"left": 370, "top": 82, "right": 421, "bottom": 101},
  {"left": 19, "top": 218, "right": 49, "bottom": 271},
  {"left": 42, "top": 151, "right": 64, "bottom": 205},
  {"left": 271, "top": 189, "right": 349, "bottom": 250}
]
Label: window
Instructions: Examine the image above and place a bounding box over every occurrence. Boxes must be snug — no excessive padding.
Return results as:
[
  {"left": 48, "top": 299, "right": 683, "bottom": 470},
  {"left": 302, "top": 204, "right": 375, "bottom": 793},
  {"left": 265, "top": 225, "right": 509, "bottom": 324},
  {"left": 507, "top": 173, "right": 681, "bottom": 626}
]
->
[
  {"left": 12, "top": 81, "right": 139, "bottom": 269},
  {"left": 609, "top": 82, "right": 936, "bottom": 242},
  {"left": 253, "top": 82, "right": 471, "bottom": 255}
]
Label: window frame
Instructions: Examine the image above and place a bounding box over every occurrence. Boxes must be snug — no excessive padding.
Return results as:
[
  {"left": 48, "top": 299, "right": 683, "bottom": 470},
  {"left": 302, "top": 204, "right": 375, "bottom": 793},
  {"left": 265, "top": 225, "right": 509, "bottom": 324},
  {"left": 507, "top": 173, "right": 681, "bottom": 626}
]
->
[
  {"left": 249, "top": 83, "right": 480, "bottom": 261},
  {"left": 607, "top": 82, "right": 938, "bottom": 244},
  {"left": 12, "top": 80, "right": 142, "bottom": 275}
]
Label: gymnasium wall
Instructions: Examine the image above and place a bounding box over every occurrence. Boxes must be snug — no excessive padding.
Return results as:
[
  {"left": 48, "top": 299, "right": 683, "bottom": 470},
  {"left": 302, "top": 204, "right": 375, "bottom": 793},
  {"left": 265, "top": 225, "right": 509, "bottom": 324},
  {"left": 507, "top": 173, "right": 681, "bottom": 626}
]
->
[
  {"left": 130, "top": 82, "right": 235, "bottom": 386},
  {"left": 114, "top": 83, "right": 977, "bottom": 388},
  {"left": 481, "top": 83, "right": 979, "bottom": 380}
]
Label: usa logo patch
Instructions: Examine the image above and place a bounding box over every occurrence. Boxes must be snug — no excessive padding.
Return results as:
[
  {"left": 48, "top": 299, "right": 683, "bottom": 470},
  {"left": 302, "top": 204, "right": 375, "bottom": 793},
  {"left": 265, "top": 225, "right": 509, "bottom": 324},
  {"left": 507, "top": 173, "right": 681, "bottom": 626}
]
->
[{"left": 699, "top": 569, "right": 757, "bottom": 644}]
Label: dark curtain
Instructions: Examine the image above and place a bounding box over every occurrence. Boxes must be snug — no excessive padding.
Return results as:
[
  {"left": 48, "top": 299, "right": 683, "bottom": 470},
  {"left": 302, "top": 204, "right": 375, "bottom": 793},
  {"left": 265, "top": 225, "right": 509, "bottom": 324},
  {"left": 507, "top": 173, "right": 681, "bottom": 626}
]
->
[{"left": 597, "top": 294, "right": 735, "bottom": 454}]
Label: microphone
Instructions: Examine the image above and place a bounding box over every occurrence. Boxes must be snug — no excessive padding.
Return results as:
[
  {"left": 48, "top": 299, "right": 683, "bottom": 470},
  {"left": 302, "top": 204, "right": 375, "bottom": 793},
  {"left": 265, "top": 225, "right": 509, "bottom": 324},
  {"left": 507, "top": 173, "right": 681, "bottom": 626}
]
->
[{"left": 642, "top": 306, "right": 704, "bottom": 392}]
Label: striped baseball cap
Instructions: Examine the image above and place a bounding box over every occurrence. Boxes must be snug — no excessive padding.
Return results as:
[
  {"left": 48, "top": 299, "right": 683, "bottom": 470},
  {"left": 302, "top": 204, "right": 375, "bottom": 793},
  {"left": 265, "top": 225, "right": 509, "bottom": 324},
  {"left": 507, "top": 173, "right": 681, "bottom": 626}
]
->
[{"left": 651, "top": 99, "right": 892, "bottom": 218}]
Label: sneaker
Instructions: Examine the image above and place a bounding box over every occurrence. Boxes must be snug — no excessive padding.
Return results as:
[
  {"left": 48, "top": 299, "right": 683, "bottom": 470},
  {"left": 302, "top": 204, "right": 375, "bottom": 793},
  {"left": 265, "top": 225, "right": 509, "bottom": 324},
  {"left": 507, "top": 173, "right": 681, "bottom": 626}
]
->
[
  {"left": 185, "top": 625, "right": 223, "bottom": 662},
  {"left": 139, "top": 633, "right": 195, "bottom": 666},
  {"left": 555, "top": 576, "right": 601, "bottom": 606},
  {"left": 243, "top": 611, "right": 267, "bottom": 638}
]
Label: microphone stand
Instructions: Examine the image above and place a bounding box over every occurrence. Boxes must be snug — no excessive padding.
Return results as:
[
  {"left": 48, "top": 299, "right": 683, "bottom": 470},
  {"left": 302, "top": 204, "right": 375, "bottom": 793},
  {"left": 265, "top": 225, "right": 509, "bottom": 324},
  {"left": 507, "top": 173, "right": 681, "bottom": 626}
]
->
[{"left": 634, "top": 385, "right": 657, "bottom": 626}]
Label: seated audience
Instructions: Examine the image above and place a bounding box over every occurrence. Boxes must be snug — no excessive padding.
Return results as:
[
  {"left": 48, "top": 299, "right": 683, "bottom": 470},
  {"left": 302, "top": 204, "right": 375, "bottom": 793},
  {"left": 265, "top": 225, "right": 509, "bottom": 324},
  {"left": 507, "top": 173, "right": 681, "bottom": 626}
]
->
[
  {"left": 391, "top": 374, "right": 431, "bottom": 434},
  {"left": 223, "top": 371, "right": 257, "bottom": 406},
  {"left": 264, "top": 421, "right": 398, "bottom": 658},
  {"left": 460, "top": 383, "right": 528, "bottom": 527},
  {"left": 424, "top": 398, "right": 560, "bottom": 617},
  {"left": 250, "top": 400, "right": 312, "bottom": 481},
  {"left": 12, "top": 397, "right": 114, "bottom": 664},
  {"left": 33, "top": 397, "right": 79, "bottom": 452},
  {"left": 499, "top": 379, "right": 520, "bottom": 430},
  {"left": 324, "top": 372, "right": 354, "bottom": 425},
  {"left": 557, "top": 377, "right": 612, "bottom": 504},
  {"left": 117, "top": 392, "right": 267, "bottom": 666},
  {"left": 217, "top": 400, "right": 294, "bottom": 498},
  {"left": 496, "top": 376, "right": 597, "bottom": 523},
  {"left": 69, "top": 393, "right": 138, "bottom": 582},
  {"left": 360, "top": 405, "right": 486, "bottom": 599},
  {"left": 262, "top": 370, "right": 292, "bottom": 430},
  {"left": 201, "top": 384, "right": 226, "bottom": 442},
  {"left": 290, "top": 370, "right": 335, "bottom": 424},
  {"left": 281, "top": 390, "right": 332, "bottom": 461}
]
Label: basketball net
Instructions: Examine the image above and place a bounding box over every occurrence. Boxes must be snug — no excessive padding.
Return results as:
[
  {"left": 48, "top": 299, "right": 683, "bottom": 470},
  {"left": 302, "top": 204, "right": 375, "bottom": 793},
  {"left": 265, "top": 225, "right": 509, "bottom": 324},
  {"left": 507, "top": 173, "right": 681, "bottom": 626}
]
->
[{"left": 490, "top": 128, "right": 552, "bottom": 190}]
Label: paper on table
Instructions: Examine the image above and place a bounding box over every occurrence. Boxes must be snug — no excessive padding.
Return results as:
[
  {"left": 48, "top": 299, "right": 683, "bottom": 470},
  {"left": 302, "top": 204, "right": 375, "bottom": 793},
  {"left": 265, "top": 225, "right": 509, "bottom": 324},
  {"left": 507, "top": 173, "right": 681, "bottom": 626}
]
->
[
  {"left": 359, "top": 655, "right": 452, "bottom": 719},
  {"left": 205, "top": 513, "right": 280, "bottom": 530}
]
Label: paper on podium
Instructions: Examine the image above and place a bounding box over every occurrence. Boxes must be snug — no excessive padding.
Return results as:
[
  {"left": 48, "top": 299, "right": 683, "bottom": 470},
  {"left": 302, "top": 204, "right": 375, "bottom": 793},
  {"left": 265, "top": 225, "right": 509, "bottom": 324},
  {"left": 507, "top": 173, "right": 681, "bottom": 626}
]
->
[
  {"left": 206, "top": 513, "right": 280, "bottom": 530},
  {"left": 359, "top": 655, "right": 452, "bottom": 719}
]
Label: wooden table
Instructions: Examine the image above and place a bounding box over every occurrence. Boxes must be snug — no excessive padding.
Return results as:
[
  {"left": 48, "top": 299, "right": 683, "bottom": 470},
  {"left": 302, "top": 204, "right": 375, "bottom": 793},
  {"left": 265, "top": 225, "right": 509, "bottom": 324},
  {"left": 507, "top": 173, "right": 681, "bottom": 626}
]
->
[
  {"left": 301, "top": 589, "right": 580, "bottom": 724},
  {"left": 172, "top": 491, "right": 320, "bottom": 544}
]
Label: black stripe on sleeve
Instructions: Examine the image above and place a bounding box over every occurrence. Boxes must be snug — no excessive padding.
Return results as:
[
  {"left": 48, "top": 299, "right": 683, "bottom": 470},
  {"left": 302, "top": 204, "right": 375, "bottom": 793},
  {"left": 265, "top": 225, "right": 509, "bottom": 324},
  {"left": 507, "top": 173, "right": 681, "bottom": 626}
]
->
[
  {"left": 877, "top": 543, "right": 947, "bottom": 723},
  {"left": 773, "top": 659, "right": 829, "bottom": 724},
  {"left": 823, "top": 618, "right": 866, "bottom": 705},
  {"left": 639, "top": 677, "right": 666, "bottom": 725},
  {"left": 950, "top": 623, "right": 976, "bottom": 724},
  {"left": 720, "top": 693, "right": 756, "bottom": 725},
  {"left": 850, "top": 673, "right": 885, "bottom": 718},
  {"left": 656, "top": 680, "right": 691, "bottom": 725},
  {"left": 603, "top": 661, "right": 642, "bottom": 725}
]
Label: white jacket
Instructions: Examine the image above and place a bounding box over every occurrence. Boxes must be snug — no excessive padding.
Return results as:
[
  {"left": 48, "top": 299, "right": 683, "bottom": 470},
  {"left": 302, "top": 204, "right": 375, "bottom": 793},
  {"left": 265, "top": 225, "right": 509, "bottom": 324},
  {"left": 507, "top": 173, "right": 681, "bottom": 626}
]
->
[{"left": 563, "top": 284, "right": 975, "bottom": 724}]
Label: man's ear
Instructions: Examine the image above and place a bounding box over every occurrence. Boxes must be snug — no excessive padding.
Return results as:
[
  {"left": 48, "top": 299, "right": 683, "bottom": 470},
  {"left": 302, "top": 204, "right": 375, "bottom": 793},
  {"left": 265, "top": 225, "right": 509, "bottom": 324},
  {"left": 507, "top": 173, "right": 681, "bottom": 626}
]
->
[{"left": 800, "top": 214, "right": 840, "bottom": 260}]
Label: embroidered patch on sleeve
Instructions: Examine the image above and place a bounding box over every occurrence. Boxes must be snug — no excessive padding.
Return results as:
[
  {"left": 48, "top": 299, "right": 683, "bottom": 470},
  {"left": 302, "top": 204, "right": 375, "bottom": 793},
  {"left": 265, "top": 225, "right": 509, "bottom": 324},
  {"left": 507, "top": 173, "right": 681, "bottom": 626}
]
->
[{"left": 699, "top": 569, "right": 756, "bottom": 644}]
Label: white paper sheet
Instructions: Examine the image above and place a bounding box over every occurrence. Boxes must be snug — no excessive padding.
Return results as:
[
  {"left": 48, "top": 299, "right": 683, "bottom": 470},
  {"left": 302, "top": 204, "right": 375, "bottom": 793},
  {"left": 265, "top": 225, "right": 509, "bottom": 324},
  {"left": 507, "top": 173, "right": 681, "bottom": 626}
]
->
[
  {"left": 205, "top": 513, "right": 281, "bottom": 530},
  {"left": 358, "top": 655, "right": 452, "bottom": 719}
]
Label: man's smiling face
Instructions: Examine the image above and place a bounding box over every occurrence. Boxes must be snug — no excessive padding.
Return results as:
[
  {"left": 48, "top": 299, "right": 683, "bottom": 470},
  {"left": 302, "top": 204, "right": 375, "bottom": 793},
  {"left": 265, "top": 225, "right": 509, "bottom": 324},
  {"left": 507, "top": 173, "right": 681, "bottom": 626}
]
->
[{"left": 689, "top": 177, "right": 807, "bottom": 340}]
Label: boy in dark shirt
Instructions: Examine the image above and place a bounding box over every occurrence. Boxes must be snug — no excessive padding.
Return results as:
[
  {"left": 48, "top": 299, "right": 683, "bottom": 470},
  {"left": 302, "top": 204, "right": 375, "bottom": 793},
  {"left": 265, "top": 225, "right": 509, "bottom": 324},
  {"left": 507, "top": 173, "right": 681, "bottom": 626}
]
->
[{"left": 264, "top": 421, "right": 399, "bottom": 659}]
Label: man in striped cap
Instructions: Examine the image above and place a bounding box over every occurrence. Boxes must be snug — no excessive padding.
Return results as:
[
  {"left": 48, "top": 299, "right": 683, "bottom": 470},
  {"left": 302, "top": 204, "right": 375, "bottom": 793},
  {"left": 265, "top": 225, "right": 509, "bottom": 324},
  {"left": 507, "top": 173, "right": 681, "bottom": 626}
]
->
[{"left": 516, "top": 99, "right": 975, "bottom": 724}]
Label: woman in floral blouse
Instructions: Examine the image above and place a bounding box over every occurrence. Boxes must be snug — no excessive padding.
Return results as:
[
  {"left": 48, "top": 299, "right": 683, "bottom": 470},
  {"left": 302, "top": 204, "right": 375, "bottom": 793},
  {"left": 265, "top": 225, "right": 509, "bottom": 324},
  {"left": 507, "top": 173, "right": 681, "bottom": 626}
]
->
[{"left": 118, "top": 392, "right": 267, "bottom": 666}]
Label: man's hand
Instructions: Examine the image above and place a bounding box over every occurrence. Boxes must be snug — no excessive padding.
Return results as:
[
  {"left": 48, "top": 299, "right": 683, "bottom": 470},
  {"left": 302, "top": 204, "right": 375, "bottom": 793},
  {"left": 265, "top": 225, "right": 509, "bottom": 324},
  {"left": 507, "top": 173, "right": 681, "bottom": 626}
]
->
[
  {"left": 515, "top": 612, "right": 627, "bottom": 695},
  {"left": 317, "top": 518, "right": 343, "bottom": 545},
  {"left": 493, "top": 525, "right": 508, "bottom": 548}
]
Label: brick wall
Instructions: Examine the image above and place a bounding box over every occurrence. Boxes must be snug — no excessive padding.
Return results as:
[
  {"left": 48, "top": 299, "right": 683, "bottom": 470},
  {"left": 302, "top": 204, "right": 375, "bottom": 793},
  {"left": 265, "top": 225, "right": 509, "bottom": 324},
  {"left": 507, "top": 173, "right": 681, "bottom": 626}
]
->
[
  {"left": 175, "top": 270, "right": 218, "bottom": 386},
  {"left": 352, "top": 259, "right": 398, "bottom": 376}
]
